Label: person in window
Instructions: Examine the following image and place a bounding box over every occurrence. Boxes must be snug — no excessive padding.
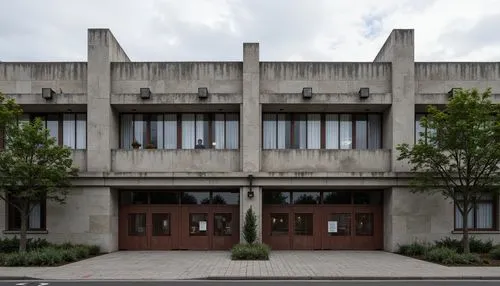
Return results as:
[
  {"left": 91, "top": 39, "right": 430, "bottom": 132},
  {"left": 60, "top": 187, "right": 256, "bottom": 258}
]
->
[{"left": 195, "top": 139, "right": 205, "bottom": 149}]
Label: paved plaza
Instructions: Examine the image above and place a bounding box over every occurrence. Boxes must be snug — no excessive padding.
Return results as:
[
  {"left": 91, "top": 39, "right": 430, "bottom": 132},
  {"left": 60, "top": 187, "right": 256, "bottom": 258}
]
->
[{"left": 2, "top": 251, "right": 500, "bottom": 280}]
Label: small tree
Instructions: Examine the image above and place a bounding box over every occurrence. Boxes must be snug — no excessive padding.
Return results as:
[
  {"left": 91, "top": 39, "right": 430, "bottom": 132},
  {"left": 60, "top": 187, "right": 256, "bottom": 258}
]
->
[
  {"left": 243, "top": 206, "right": 257, "bottom": 244},
  {"left": 0, "top": 117, "right": 78, "bottom": 252},
  {"left": 397, "top": 88, "right": 500, "bottom": 254},
  {"left": 0, "top": 93, "right": 22, "bottom": 144}
]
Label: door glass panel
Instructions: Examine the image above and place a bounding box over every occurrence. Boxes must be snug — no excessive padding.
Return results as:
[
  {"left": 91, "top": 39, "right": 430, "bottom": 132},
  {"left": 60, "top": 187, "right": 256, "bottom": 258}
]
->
[
  {"left": 263, "top": 191, "right": 290, "bottom": 205},
  {"left": 356, "top": 213, "right": 374, "bottom": 236},
  {"left": 323, "top": 191, "right": 351, "bottom": 204},
  {"left": 294, "top": 213, "right": 313, "bottom": 235},
  {"left": 292, "top": 192, "right": 320, "bottom": 204},
  {"left": 271, "top": 213, "right": 289, "bottom": 236},
  {"left": 328, "top": 213, "right": 351, "bottom": 236},
  {"left": 214, "top": 213, "right": 232, "bottom": 236},
  {"left": 150, "top": 192, "right": 179, "bottom": 204},
  {"left": 128, "top": 213, "right": 146, "bottom": 236},
  {"left": 189, "top": 213, "right": 208, "bottom": 236},
  {"left": 212, "top": 191, "right": 239, "bottom": 205},
  {"left": 152, "top": 213, "right": 170, "bottom": 236},
  {"left": 181, "top": 192, "right": 210, "bottom": 205}
]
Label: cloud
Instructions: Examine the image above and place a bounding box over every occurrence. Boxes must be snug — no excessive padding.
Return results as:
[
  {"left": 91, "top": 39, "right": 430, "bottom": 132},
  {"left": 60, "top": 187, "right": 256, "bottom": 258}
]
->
[{"left": 0, "top": 0, "right": 500, "bottom": 62}]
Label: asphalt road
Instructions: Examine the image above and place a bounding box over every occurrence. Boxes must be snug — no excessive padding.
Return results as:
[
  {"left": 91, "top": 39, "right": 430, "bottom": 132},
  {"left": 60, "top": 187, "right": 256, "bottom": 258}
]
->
[{"left": 2, "top": 281, "right": 500, "bottom": 286}]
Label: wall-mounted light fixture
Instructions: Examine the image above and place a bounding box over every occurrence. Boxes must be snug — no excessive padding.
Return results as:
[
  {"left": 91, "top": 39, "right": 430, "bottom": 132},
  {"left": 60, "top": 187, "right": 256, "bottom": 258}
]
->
[
  {"left": 247, "top": 174, "right": 255, "bottom": 198},
  {"left": 140, "top": 88, "right": 151, "bottom": 99},
  {"left": 42, "top": 88, "right": 55, "bottom": 100},
  {"left": 302, "top": 87, "right": 312, "bottom": 99},
  {"left": 198, "top": 87, "right": 209, "bottom": 99},
  {"left": 359, "top": 87, "right": 370, "bottom": 99}
]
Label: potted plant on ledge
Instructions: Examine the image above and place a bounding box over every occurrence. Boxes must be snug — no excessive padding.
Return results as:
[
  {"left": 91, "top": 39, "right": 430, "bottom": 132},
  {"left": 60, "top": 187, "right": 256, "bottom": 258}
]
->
[
  {"left": 145, "top": 143, "right": 157, "bottom": 149},
  {"left": 131, "top": 140, "right": 141, "bottom": 149}
]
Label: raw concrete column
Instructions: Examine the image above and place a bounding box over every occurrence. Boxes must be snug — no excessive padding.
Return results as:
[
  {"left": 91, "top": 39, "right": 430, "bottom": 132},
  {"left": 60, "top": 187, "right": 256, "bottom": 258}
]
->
[
  {"left": 374, "top": 29, "right": 415, "bottom": 172},
  {"left": 240, "top": 43, "right": 262, "bottom": 243},
  {"left": 87, "top": 29, "right": 129, "bottom": 172}
]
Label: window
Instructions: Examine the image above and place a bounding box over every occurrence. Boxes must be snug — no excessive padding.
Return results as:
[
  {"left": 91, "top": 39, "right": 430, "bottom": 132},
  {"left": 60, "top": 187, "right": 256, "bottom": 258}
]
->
[
  {"left": 415, "top": 113, "right": 436, "bottom": 144},
  {"left": 14, "top": 113, "right": 87, "bottom": 150},
  {"left": 214, "top": 213, "right": 233, "bottom": 236},
  {"left": 120, "top": 113, "right": 239, "bottom": 150},
  {"left": 7, "top": 197, "right": 46, "bottom": 231},
  {"left": 263, "top": 113, "right": 382, "bottom": 150},
  {"left": 152, "top": 213, "right": 170, "bottom": 236},
  {"left": 189, "top": 213, "right": 208, "bottom": 236},
  {"left": 294, "top": 213, "right": 313, "bottom": 235},
  {"left": 455, "top": 193, "right": 496, "bottom": 230},
  {"left": 119, "top": 190, "right": 240, "bottom": 205},
  {"left": 271, "top": 213, "right": 289, "bottom": 235},
  {"left": 128, "top": 213, "right": 146, "bottom": 236}
]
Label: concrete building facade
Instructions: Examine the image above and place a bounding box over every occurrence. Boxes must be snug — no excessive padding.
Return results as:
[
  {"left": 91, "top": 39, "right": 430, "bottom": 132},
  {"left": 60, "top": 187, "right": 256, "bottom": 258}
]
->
[{"left": 1, "top": 28, "right": 500, "bottom": 252}]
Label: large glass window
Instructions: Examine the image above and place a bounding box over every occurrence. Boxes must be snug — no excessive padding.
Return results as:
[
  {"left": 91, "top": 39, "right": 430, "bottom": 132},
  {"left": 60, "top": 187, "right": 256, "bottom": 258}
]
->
[
  {"left": 455, "top": 193, "right": 496, "bottom": 230},
  {"left": 17, "top": 113, "right": 87, "bottom": 150},
  {"left": 120, "top": 190, "right": 239, "bottom": 205},
  {"left": 7, "top": 196, "right": 46, "bottom": 231},
  {"left": 120, "top": 113, "right": 238, "bottom": 150},
  {"left": 264, "top": 113, "right": 382, "bottom": 150}
]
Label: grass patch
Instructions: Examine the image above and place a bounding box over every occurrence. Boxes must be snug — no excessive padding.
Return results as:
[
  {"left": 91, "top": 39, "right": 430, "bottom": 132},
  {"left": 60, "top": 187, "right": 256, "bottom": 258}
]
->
[{"left": 231, "top": 243, "right": 270, "bottom": 260}]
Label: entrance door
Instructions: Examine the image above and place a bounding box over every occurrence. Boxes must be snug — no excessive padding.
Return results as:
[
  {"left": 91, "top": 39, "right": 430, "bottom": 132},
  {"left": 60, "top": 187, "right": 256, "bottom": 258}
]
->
[
  {"left": 119, "top": 190, "right": 240, "bottom": 250},
  {"left": 262, "top": 190, "right": 384, "bottom": 250}
]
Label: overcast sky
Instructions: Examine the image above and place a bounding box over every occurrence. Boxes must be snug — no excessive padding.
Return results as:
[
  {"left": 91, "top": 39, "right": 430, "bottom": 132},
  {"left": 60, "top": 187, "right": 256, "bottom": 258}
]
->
[{"left": 1, "top": 0, "right": 500, "bottom": 62}]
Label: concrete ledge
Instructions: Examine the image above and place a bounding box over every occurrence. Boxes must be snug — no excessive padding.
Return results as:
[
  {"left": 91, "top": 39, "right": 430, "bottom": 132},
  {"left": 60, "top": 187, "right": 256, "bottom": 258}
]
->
[{"left": 2, "top": 230, "right": 48, "bottom": 234}]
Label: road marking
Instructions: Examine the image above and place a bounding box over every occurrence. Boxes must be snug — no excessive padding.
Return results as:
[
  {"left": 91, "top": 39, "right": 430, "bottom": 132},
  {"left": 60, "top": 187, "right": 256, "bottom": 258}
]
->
[
  {"left": 15, "top": 283, "right": 27, "bottom": 286},
  {"left": 37, "top": 283, "right": 49, "bottom": 286}
]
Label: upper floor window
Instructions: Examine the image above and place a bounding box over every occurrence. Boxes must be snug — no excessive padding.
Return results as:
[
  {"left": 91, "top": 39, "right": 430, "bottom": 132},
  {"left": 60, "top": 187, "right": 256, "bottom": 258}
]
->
[
  {"left": 263, "top": 113, "right": 381, "bottom": 150},
  {"left": 415, "top": 113, "right": 436, "bottom": 144},
  {"left": 15, "top": 113, "right": 87, "bottom": 150},
  {"left": 120, "top": 113, "right": 239, "bottom": 150}
]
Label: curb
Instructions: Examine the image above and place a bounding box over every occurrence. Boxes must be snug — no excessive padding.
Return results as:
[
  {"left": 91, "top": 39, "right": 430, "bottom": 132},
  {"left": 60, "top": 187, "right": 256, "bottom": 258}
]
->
[
  {"left": 0, "top": 277, "right": 39, "bottom": 281},
  {"left": 204, "top": 276, "right": 500, "bottom": 280}
]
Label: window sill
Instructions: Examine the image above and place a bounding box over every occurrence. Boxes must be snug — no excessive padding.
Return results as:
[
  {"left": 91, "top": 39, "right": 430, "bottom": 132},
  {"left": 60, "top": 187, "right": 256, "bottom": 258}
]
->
[
  {"left": 452, "top": 230, "right": 500, "bottom": 234},
  {"left": 2, "top": 230, "right": 48, "bottom": 235}
]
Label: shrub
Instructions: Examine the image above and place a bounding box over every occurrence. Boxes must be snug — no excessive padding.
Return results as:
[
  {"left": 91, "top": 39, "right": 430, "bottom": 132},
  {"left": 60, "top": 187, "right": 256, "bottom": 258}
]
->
[
  {"left": 0, "top": 237, "right": 50, "bottom": 253},
  {"left": 243, "top": 207, "right": 257, "bottom": 244},
  {"left": 397, "top": 242, "right": 431, "bottom": 256},
  {"left": 489, "top": 247, "right": 500, "bottom": 260},
  {"left": 425, "top": 247, "right": 480, "bottom": 265},
  {"left": 0, "top": 244, "right": 100, "bottom": 266},
  {"left": 231, "top": 243, "right": 270, "bottom": 260},
  {"left": 470, "top": 237, "right": 493, "bottom": 254},
  {"left": 434, "top": 237, "right": 493, "bottom": 254}
]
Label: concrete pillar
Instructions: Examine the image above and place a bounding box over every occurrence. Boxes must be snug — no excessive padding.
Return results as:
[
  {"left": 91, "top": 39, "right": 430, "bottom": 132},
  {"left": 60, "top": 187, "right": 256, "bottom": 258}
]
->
[
  {"left": 87, "top": 29, "right": 129, "bottom": 172},
  {"left": 240, "top": 186, "right": 262, "bottom": 243},
  {"left": 374, "top": 29, "right": 415, "bottom": 172},
  {"left": 240, "top": 43, "right": 262, "bottom": 243}
]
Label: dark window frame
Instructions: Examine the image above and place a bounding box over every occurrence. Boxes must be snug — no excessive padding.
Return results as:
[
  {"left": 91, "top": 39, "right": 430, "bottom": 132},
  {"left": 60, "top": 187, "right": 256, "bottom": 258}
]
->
[
  {"left": 119, "top": 190, "right": 240, "bottom": 205},
  {"left": 119, "top": 112, "right": 240, "bottom": 150},
  {"left": 263, "top": 190, "right": 384, "bottom": 205},
  {"left": 454, "top": 195, "right": 498, "bottom": 231},
  {"left": 262, "top": 112, "right": 382, "bottom": 150},
  {"left": 6, "top": 195, "right": 47, "bottom": 231},
  {"left": 1, "top": 113, "right": 87, "bottom": 150}
]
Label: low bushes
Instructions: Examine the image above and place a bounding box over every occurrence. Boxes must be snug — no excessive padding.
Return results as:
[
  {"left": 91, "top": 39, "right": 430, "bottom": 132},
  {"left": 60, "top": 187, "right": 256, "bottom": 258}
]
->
[
  {"left": 397, "top": 242, "right": 431, "bottom": 257},
  {"left": 0, "top": 237, "right": 100, "bottom": 267},
  {"left": 397, "top": 237, "right": 498, "bottom": 266},
  {"left": 231, "top": 243, "right": 270, "bottom": 260},
  {"left": 425, "top": 247, "right": 480, "bottom": 265},
  {"left": 489, "top": 247, "right": 500, "bottom": 260},
  {"left": 434, "top": 237, "right": 493, "bottom": 254}
]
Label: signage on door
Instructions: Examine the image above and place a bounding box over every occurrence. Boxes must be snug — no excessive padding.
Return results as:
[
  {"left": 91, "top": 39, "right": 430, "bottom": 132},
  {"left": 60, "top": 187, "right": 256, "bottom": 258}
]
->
[{"left": 327, "top": 221, "right": 338, "bottom": 233}]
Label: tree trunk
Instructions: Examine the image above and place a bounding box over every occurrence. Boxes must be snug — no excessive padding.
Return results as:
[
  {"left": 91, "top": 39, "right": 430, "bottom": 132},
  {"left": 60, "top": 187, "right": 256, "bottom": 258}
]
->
[
  {"left": 462, "top": 202, "right": 470, "bottom": 254},
  {"left": 19, "top": 201, "right": 29, "bottom": 252}
]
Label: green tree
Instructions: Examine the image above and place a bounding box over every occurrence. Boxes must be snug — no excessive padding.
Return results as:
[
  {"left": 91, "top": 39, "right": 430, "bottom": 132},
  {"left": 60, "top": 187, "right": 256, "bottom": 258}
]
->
[
  {"left": 397, "top": 88, "right": 500, "bottom": 254},
  {"left": 0, "top": 117, "right": 79, "bottom": 252},
  {"left": 0, "top": 93, "right": 22, "bottom": 144},
  {"left": 243, "top": 206, "right": 257, "bottom": 244}
]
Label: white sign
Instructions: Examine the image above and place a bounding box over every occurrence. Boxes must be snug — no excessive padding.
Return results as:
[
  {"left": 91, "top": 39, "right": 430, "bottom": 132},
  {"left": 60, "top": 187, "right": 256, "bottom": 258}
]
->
[
  {"left": 199, "top": 221, "right": 207, "bottom": 231},
  {"left": 328, "top": 221, "right": 338, "bottom": 233}
]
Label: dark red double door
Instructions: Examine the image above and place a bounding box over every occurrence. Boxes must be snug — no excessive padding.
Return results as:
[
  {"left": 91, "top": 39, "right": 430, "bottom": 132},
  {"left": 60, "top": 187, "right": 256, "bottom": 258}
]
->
[{"left": 119, "top": 205, "right": 239, "bottom": 250}]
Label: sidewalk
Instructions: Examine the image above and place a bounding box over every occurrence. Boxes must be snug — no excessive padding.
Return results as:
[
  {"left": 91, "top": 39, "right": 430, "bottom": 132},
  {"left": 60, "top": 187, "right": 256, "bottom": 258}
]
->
[{"left": 1, "top": 251, "right": 500, "bottom": 280}]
